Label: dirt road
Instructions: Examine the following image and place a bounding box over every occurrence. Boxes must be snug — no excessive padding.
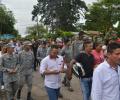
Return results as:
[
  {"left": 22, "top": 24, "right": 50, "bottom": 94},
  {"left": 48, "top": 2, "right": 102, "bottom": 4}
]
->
[{"left": 21, "top": 70, "right": 83, "bottom": 100}]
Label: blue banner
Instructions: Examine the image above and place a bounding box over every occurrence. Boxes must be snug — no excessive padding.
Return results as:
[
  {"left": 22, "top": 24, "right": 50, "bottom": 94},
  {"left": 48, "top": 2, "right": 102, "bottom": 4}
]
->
[{"left": 0, "top": 34, "right": 15, "bottom": 39}]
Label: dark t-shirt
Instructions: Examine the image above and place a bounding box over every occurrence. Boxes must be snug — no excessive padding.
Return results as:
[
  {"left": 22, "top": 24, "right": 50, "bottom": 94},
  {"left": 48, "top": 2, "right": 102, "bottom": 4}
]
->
[{"left": 75, "top": 52, "right": 94, "bottom": 78}]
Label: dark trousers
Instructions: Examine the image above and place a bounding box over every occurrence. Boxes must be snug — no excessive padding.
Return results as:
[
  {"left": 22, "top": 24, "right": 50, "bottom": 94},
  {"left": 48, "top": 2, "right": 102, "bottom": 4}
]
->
[
  {"left": 0, "top": 71, "right": 4, "bottom": 86},
  {"left": 34, "top": 58, "right": 39, "bottom": 71}
]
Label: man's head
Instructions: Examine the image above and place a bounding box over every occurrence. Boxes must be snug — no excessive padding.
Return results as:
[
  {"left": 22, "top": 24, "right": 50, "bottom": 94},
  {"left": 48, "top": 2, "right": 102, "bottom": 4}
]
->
[
  {"left": 107, "top": 42, "right": 120, "bottom": 65},
  {"left": 78, "top": 31, "right": 85, "bottom": 40},
  {"left": 42, "top": 41, "right": 46, "bottom": 48},
  {"left": 23, "top": 41, "right": 32, "bottom": 51},
  {"left": 6, "top": 43, "right": 15, "bottom": 54},
  {"left": 49, "top": 45, "right": 59, "bottom": 58},
  {"left": 83, "top": 40, "right": 93, "bottom": 54},
  {"left": 93, "top": 42, "right": 103, "bottom": 52}
]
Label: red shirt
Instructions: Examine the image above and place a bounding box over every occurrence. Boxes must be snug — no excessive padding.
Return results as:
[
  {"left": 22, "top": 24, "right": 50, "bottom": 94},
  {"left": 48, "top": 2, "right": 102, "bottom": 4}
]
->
[{"left": 92, "top": 50, "right": 104, "bottom": 65}]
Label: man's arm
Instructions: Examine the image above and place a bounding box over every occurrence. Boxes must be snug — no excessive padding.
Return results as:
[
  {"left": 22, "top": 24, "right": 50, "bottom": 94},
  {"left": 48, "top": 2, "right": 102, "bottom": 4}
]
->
[
  {"left": 40, "top": 59, "right": 60, "bottom": 75},
  {"left": 91, "top": 69, "right": 103, "bottom": 100},
  {"left": 0, "top": 56, "right": 13, "bottom": 73},
  {"left": 67, "top": 59, "right": 76, "bottom": 80},
  {"left": 43, "top": 69, "right": 60, "bottom": 75}
]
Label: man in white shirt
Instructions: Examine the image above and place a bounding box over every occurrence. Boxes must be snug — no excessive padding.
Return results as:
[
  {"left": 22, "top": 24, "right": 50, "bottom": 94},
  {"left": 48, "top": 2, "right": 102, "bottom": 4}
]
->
[
  {"left": 91, "top": 42, "right": 120, "bottom": 100},
  {"left": 40, "top": 45, "right": 66, "bottom": 100}
]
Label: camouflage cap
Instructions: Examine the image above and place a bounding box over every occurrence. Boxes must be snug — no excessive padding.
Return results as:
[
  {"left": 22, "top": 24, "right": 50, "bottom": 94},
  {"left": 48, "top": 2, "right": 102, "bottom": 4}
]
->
[
  {"left": 6, "top": 43, "right": 15, "bottom": 48},
  {"left": 23, "top": 41, "right": 32, "bottom": 46}
]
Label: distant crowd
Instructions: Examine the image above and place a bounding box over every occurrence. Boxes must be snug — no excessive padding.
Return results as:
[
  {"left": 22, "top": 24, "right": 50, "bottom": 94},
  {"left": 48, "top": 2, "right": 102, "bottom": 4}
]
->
[{"left": 0, "top": 32, "right": 120, "bottom": 100}]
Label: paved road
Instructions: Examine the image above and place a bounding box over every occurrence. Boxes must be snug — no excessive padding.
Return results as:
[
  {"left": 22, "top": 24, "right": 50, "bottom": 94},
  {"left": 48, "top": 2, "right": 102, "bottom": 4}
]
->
[{"left": 21, "top": 69, "right": 83, "bottom": 100}]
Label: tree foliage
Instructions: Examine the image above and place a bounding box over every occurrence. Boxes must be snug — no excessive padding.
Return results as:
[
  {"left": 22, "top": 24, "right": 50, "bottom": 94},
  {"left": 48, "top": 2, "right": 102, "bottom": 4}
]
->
[
  {"left": 0, "top": 5, "right": 17, "bottom": 34},
  {"left": 84, "top": 0, "right": 120, "bottom": 40},
  {"left": 26, "top": 24, "right": 48, "bottom": 39},
  {"left": 32, "top": 0, "right": 88, "bottom": 31}
]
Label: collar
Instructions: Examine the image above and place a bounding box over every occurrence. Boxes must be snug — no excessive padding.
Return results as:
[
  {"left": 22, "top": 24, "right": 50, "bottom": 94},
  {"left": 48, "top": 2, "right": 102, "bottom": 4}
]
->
[
  {"left": 104, "top": 60, "right": 118, "bottom": 71},
  {"left": 49, "top": 55, "right": 59, "bottom": 59}
]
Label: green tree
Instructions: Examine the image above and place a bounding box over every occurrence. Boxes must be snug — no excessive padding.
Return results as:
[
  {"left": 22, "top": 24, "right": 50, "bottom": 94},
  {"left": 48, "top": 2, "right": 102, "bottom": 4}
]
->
[
  {"left": 0, "top": 5, "right": 16, "bottom": 35},
  {"left": 26, "top": 24, "right": 48, "bottom": 39},
  {"left": 84, "top": 0, "right": 120, "bottom": 39},
  {"left": 32, "top": 0, "right": 88, "bottom": 32}
]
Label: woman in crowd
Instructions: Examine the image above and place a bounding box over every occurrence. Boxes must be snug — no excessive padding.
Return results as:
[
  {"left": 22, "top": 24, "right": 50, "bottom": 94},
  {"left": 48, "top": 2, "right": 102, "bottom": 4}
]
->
[
  {"left": 92, "top": 42, "right": 104, "bottom": 69},
  {"left": 0, "top": 46, "right": 7, "bottom": 89}
]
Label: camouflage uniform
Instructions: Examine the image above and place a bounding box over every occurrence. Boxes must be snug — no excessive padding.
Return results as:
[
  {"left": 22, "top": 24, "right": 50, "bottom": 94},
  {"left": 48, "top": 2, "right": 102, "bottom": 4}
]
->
[
  {"left": 0, "top": 53, "right": 19, "bottom": 100},
  {"left": 72, "top": 40, "right": 83, "bottom": 57},
  {"left": 61, "top": 45, "right": 73, "bottom": 91},
  {"left": 37, "top": 46, "right": 47, "bottom": 62},
  {"left": 17, "top": 49, "right": 34, "bottom": 99}
]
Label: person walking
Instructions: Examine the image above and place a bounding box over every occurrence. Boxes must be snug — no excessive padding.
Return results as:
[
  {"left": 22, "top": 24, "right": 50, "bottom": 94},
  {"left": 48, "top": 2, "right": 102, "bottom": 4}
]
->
[
  {"left": 17, "top": 41, "right": 34, "bottom": 100},
  {"left": 40, "top": 45, "right": 66, "bottom": 100},
  {"left": 0, "top": 46, "right": 7, "bottom": 89},
  {"left": 32, "top": 40, "right": 39, "bottom": 71},
  {"left": 61, "top": 39, "right": 74, "bottom": 91},
  {"left": 37, "top": 41, "right": 47, "bottom": 64},
  {"left": 0, "top": 43, "right": 19, "bottom": 100},
  {"left": 69, "top": 40, "right": 94, "bottom": 100},
  {"left": 92, "top": 42, "right": 104, "bottom": 68},
  {"left": 91, "top": 42, "right": 120, "bottom": 100}
]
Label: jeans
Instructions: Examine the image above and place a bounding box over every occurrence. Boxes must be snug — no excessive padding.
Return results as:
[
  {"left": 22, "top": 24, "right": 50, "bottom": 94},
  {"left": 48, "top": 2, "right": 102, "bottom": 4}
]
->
[
  {"left": 80, "top": 77, "right": 92, "bottom": 100},
  {"left": 45, "top": 86, "right": 60, "bottom": 100}
]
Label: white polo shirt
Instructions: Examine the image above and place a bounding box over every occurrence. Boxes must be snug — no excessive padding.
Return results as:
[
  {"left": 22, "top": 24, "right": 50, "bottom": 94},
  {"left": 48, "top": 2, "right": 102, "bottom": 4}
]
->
[
  {"left": 40, "top": 55, "right": 64, "bottom": 89},
  {"left": 91, "top": 61, "right": 120, "bottom": 100}
]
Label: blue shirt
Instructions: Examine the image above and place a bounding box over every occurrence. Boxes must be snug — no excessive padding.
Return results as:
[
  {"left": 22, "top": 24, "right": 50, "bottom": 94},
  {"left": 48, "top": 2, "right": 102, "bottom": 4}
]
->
[{"left": 91, "top": 61, "right": 120, "bottom": 100}]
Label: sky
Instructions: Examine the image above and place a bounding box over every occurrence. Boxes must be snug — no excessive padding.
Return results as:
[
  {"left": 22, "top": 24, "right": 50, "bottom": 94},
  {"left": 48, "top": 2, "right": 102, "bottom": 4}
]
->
[{"left": 1, "top": 0, "right": 96, "bottom": 36}]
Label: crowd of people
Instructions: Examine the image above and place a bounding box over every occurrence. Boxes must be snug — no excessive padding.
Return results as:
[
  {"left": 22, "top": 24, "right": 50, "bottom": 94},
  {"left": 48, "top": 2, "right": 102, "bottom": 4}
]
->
[{"left": 0, "top": 32, "right": 120, "bottom": 100}]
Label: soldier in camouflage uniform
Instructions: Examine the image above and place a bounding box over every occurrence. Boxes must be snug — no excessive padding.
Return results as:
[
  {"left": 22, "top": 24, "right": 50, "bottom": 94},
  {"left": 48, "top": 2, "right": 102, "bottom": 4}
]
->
[
  {"left": 37, "top": 41, "right": 47, "bottom": 63},
  {"left": 72, "top": 31, "right": 85, "bottom": 57},
  {"left": 72, "top": 36, "right": 83, "bottom": 57},
  {"left": 17, "top": 41, "right": 34, "bottom": 100},
  {"left": 0, "top": 43, "right": 19, "bottom": 100},
  {"left": 61, "top": 39, "right": 74, "bottom": 92}
]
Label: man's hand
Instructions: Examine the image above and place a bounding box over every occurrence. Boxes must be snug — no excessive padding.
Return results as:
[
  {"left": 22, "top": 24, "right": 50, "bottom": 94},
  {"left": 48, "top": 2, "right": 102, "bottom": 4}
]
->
[
  {"left": 49, "top": 69, "right": 60, "bottom": 74},
  {"left": 7, "top": 68, "right": 17, "bottom": 74},
  {"left": 44, "top": 68, "right": 60, "bottom": 75}
]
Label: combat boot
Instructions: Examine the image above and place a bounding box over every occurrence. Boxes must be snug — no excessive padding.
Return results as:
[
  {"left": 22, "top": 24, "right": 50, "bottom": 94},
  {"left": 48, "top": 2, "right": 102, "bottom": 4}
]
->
[
  {"left": 16, "top": 89, "right": 21, "bottom": 100},
  {"left": 27, "top": 92, "right": 33, "bottom": 100}
]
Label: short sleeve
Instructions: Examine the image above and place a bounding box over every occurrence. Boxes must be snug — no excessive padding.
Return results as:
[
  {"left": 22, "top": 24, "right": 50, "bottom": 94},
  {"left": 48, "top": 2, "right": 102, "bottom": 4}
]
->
[{"left": 40, "top": 59, "right": 48, "bottom": 74}]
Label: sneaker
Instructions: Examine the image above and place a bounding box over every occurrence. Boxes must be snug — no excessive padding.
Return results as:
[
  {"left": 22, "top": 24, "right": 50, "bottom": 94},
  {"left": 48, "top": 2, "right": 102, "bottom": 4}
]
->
[
  {"left": 58, "top": 92, "right": 63, "bottom": 98},
  {"left": 1, "top": 85, "right": 4, "bottom": 90},
  {"left": 68, "top": 87, "right": 74, "bottom": 92}
]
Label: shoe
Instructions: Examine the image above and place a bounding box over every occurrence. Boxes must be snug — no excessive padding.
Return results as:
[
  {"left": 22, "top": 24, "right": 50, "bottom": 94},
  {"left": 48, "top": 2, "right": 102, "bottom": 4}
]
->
[
  {"left": 68, "top": 87, "right": 74, "bottom": 92},
  {"left": 27, "top": 92, "right": 33, "bottom": 100},
  {"left": 62, "top": 81, "right": 67, "bottom": 86},
  {"left": 1, "top": 85, "right": 4, "bottom": 90},
  {"left": 17, "top": 89, "right": 21, "bottom": 99},
  {"left": 58, "top": 92, "right": 63, "bottom": 98}
]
